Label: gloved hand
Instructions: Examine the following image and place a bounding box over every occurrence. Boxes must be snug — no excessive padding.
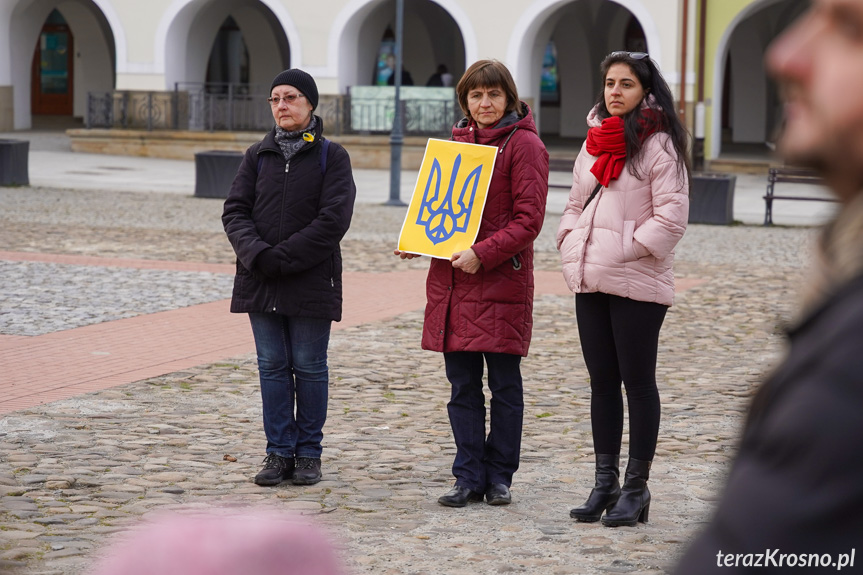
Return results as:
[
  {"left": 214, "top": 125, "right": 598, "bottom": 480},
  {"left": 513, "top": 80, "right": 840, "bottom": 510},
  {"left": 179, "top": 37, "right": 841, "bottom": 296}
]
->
[{"left": 254, "top": 248, "right": 283, "bottom": 279}]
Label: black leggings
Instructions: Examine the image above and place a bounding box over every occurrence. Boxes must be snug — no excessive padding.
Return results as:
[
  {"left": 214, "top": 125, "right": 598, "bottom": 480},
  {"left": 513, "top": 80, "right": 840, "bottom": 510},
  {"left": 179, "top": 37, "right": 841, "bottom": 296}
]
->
[{"left": 575, "top": 292, "right": 667, "bottom": 461}]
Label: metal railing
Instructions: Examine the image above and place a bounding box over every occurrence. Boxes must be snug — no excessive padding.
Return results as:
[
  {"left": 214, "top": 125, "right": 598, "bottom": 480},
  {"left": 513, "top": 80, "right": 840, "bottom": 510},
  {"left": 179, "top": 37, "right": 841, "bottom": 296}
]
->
[
  {"left": 86, "top": 83, "right": 460, "bottom": 137},
  {"left": 86, "top": 83, "right": 272, "bottom": 132},
  {"left": 345, "top": 98, "right": 460, "bottom": 136}
]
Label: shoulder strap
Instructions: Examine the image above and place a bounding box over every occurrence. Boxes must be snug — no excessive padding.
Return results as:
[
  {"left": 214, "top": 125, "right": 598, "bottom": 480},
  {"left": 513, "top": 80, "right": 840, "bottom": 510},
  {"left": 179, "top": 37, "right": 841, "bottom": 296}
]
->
[
  {"left": 584, "top": 182, "right": 602, "bottom": 209},
  {"left": 320, "top": 138, "right": 330, "bottom": 176},
  {"left": 256, "top": 139, "right": 330, "bottom": 176}
]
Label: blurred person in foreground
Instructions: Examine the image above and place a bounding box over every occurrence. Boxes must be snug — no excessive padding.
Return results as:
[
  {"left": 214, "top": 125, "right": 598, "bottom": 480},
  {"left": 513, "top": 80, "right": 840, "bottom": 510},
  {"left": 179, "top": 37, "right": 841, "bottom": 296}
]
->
[
  {"left": 395, "top": 59, "right": 549, "bottom": 507},
  {"left": 675, "top": 0, "right": 863, "bottom": 571},
  {"left": 91, "top": 510, "right": 346, "bottom": 575}
]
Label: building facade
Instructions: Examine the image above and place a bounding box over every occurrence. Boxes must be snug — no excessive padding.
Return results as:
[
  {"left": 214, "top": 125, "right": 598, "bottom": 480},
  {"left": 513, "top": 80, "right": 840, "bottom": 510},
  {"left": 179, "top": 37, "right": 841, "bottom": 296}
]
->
[{"left": 0, "top": 0, "right": 808, "bottom": 162}]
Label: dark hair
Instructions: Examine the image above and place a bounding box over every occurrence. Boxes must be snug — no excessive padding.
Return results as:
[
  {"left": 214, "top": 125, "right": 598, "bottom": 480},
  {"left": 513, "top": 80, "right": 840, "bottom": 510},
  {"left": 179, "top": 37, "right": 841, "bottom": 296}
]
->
[
  {"left": 594, "top": 52, "right": 691, "bottom": 180},
  {"left": 456, "top": 60, "right": 520, "bottom": 122}
]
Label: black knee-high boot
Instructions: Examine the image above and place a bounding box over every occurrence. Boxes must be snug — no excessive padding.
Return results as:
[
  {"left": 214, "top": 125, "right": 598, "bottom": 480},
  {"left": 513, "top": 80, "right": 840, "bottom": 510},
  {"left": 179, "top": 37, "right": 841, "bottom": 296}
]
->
[
  {"left": 601, "top": 458, "right": 651, "bottom": 527},
  {"left": 570, "top": 454, "right": 620, "bottom": 522}
]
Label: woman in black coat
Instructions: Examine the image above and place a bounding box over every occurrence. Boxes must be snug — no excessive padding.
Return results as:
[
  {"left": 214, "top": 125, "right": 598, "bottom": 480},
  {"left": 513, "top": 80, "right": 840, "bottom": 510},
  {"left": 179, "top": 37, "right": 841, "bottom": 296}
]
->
[{"left": 222, "top": 69, "right": 356, "bottom": 487}]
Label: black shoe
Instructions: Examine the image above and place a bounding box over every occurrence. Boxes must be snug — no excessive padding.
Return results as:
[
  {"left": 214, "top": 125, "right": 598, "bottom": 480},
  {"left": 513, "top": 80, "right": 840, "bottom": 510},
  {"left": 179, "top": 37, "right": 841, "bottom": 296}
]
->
[
  {"left": 485, "top": 483, "right": 512, "bottom": 506},
  {"left": 437, "top": 486, "right": 483, "bottom": 507},
  {"left": 570, "top": 454, "right": 621, "bottom": 522},
  {"left": 254, "top": 453, "right": 294, "bottom": 486},
  {"left": 602, "top": 458, "right": 651, "bottom": 527},
  {"left": 292, "top": 457, "right": 322, "bottom": 485}
]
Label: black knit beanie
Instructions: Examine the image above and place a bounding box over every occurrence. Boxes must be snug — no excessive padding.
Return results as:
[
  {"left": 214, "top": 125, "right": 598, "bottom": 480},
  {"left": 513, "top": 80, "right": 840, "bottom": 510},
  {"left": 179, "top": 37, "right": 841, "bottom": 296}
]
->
[{"left": 270, "top": 69, "right": 319, "bottom": 110}]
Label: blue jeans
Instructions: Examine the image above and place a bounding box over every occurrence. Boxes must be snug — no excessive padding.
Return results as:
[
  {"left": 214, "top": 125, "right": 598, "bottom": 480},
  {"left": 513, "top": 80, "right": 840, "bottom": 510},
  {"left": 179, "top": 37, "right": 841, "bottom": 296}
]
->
[
  {"left": 444, "top": 352, "right": 524, "bottom": 492},
  {"left": 249, "top": 313, "right": 331, "bottom": 459}
]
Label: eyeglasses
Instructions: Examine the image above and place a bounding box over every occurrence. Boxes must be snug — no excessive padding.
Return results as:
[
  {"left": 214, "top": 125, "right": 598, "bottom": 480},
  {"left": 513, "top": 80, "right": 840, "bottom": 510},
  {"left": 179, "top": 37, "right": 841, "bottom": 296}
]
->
[
  {"left": 268, "top": 94, "right": 305, "bottom": 106},
  {"left": 610, "top": 51, "right": 649, "bottom": 60}
]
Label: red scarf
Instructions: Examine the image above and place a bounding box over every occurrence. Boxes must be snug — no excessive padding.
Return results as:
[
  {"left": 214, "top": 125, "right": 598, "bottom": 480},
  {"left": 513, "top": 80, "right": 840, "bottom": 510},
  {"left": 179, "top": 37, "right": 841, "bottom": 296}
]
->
[{"left": 585, "top": 110, "right": 663, "bottom": 186}]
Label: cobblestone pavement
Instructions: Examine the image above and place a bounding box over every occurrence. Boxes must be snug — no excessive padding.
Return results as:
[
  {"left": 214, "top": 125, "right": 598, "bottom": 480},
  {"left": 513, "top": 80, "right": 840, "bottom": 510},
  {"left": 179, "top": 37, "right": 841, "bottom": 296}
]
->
[{"left": 0, "top": 185, "right": 818, "bottom": 574}]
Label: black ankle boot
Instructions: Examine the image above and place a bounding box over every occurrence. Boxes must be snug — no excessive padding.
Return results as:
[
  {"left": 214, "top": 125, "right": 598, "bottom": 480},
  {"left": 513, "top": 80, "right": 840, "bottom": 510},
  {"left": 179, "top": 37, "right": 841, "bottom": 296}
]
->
[
  {"left": 570, "top": 454, "right": 620, "bottom": 522},
  {"left": 601, "top": 458, "right": 651, "bottom": 527}
]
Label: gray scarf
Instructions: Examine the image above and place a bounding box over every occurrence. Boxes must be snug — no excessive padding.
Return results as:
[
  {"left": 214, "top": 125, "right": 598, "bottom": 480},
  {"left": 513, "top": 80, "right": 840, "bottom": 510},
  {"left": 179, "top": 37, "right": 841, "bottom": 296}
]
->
[{"left": 274, "top": 116, "right": 318, "bottom": 163}]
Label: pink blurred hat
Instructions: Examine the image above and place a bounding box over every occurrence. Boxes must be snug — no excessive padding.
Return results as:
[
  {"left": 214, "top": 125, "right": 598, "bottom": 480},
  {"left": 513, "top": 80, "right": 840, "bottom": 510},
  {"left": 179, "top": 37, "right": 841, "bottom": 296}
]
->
[{"left": 92, "top": 509, "right": 347, "bottom": 575}]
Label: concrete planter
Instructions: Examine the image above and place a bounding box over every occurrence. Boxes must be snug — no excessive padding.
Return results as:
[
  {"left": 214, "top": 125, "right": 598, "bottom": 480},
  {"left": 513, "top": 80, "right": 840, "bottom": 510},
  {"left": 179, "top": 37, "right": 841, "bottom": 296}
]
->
[
  {"left": 689, "top": 172, "right": 736, "bottom": 225},
  {"left": 194, "top": 150, "right": 243, "bottom": 198},
  {"left": 0, "top": 139, "right": 29, "bottom": 186}
]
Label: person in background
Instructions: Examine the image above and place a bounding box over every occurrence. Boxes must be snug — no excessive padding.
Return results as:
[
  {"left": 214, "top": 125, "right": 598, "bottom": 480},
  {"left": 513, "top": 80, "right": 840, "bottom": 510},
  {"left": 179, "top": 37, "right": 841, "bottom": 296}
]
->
[
  {"left": 441, "top": 66, "right": 454, "bottom": 87},
  {"left": 395, "top": 59, "right": 549, "bottom": 508},
  {"left": 222, "top": 69, "right": 356, "bottom": 487},
  {"left": 426, "top": 64, "right": 451, "bottom": 87},
  {"left": 557, "top": 51, "right": 689, "bottom": 527},
  {"left": 676, "top": 0, "right": 863, "bottom": 569},
  {"left": 387, "top": 67, "right": 414, "bottom": 86}
]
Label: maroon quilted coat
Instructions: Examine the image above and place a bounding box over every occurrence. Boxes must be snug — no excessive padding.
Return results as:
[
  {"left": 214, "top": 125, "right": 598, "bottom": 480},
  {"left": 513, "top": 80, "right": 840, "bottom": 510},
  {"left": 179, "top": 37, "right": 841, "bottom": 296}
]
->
[{"left": 421, "top": 103, "right": 549, "bottom": 356}]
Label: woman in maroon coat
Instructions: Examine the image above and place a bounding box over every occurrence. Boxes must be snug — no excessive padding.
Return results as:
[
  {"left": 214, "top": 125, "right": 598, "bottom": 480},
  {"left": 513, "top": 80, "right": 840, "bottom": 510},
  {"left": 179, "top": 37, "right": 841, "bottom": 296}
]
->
[{"left": 396, "top": 60, "right": 549, "bottom": 507}]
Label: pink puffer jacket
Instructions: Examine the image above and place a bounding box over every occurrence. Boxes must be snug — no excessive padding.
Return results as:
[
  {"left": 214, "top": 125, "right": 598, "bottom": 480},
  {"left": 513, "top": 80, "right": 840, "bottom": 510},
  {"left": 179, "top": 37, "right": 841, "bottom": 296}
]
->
[{"left": 556, "top": 106, "right": 689, "bottom": 306}]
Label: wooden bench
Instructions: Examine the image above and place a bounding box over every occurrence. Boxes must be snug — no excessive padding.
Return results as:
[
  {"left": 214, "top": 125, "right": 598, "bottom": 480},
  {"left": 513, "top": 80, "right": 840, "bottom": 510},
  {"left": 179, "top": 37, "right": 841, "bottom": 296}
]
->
[{"left": 764, "top": 166, "right": 834, "bottom": 225}]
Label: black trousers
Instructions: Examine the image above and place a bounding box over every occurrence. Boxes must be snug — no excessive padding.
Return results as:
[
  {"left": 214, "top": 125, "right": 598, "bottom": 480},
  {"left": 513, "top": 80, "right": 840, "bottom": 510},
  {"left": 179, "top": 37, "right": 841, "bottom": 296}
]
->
[
  {"left": 443, "top": 351, "right": 524, "bottom": 492},
  {"left": 575, "top": 292, "right": 667, "bottom": 461}
]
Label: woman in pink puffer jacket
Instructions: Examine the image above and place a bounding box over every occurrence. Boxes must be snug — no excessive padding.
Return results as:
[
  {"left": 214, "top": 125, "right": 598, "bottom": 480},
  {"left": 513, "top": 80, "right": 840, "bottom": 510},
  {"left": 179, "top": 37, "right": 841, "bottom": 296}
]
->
[{"left": 557, "top": 51, "right": 689, "bottom": 528}]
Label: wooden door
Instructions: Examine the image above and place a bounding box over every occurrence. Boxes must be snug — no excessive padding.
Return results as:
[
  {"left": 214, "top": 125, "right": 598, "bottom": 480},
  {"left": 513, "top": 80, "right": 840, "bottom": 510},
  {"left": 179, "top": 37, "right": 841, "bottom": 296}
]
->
[{"left": 31, "top": 21, "right": 74, "bottom": 115}]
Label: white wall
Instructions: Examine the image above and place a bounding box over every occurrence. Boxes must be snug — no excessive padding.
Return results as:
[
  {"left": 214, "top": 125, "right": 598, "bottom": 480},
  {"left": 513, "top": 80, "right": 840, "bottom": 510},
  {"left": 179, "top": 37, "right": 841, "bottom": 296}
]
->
[
  {"left": 232, "top": 6, "right": 287, "bottom": 85},
  {"left": 509, "top": 0, "right": 675, "bottom": 137},
  {"left": 10, "top": 0, "right": 56, "bottom": 128},
  {"left": 183, "top": 0, "right": 228, "bottom": 85},
  {"left": 0, "top": 2, "right": 14, "bottom": 86},
  {"left": 342, "top": 0, "right": 465, "bottom": 91},
  {"left": 556, "top": 22, "right": 593, "bottom": 138},
  {"left": 709, "top": 0, "right": 807, "bottom": 158},
  {"left": 1, "top": 0, "right": 688, "bottom": 129},
  {"left": 163, "top": 0, "right": 287, "bottom": 89},
  {"left": 355, "top": 0, "right": 389, "bottom": 88},
  {"left": 553, "top": 3, "right": 599, "bottom": 138},
  {"left": 59, "top": 1, "right": 115, "bottom": 118}
]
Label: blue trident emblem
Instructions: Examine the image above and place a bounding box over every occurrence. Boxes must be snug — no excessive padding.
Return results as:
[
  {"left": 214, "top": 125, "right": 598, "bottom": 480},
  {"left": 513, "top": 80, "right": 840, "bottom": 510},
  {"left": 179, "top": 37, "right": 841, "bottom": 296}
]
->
[{"left": 417, "top": 153, "right": 483, "bottom": 245}]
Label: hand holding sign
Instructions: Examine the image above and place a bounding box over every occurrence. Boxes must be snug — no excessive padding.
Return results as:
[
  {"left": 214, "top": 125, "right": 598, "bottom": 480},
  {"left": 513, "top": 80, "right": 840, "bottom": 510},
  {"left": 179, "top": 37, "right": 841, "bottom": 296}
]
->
[{"left": 450, "top": 248, "right": 481, "bottom": 274}]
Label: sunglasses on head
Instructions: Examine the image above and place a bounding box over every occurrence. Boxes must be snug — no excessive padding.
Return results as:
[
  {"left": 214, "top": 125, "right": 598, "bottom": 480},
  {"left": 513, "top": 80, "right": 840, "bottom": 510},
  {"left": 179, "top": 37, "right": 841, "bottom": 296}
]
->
[{"left": 610, "top": 51, "right": 649, "bottom": 60}]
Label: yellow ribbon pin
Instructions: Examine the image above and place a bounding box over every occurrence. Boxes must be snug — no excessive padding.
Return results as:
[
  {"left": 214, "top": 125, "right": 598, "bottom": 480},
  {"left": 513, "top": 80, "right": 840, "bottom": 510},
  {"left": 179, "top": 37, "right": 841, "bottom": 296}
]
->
[{"left": 303, "top": 132, "right": 314, "bottom": 142}]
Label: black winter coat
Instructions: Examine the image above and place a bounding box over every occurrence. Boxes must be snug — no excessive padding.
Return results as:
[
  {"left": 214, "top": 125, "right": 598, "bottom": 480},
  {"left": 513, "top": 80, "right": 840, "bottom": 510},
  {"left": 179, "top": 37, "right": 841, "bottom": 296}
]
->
[
  {"left": 222, "top": 118, "right": 356, "bottom": 321},
  {"left": 674, "top": 273, "right": 863, "bottom": 573}
]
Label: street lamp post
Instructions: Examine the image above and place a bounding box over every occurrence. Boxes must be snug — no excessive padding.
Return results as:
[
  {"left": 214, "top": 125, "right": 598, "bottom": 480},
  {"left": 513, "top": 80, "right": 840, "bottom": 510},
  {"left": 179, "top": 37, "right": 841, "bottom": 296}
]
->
[{"left": 386, "top": 0, "right": 407, "bottom": 206}]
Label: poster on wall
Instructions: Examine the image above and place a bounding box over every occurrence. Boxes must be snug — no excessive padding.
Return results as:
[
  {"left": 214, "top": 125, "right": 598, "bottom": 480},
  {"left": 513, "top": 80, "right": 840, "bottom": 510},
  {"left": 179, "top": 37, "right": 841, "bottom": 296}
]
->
[
  {"left": 397, "top": 139, "right": 497, "bottom": 259},
  {"left": 374, "top": 37, "right": 395, "bottom": 85}
]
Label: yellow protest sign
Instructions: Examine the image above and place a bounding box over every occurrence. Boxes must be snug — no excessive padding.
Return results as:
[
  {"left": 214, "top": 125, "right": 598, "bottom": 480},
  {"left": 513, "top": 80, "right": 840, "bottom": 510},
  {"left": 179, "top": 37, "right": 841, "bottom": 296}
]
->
[{"left": 397, "top": 139, "right": 497, "bottom": 259}]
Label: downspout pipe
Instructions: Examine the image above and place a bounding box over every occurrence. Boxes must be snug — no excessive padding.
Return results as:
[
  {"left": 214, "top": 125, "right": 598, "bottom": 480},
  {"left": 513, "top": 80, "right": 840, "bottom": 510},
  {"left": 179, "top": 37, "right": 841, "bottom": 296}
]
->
[
  {"left": 693, "top": 0, "right": 707, "bottom": 171},
  {"left": 679, "top": 0, "right": 688, "bottom": 125},
  {"left": 697, "top": 0, "right": 707, "bottom": 102}
]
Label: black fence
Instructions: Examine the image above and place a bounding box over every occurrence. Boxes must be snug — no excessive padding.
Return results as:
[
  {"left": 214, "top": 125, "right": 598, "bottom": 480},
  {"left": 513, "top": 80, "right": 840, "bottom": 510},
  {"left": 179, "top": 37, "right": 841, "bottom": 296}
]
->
[{"left": 86, "top": 83, "right": 460, "bottom": 137}]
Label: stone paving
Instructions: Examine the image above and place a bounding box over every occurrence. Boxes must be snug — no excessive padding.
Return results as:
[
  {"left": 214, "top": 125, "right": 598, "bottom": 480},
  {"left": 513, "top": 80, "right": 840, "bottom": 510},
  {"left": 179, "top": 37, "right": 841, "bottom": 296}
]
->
[{"left": 0, "top": 184, "right": 819, "bottom": 574}]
